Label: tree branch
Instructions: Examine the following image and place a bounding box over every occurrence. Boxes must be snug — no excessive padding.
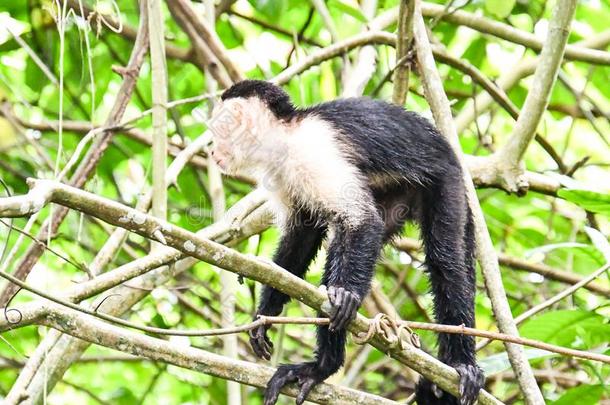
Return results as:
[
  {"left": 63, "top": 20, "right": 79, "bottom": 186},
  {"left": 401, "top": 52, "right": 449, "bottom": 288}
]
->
[
  {"left": 392, "top": 0, "right": 415, "bottom": 105},
  {"left": 493, "top": 1, "right": 578, "bottom": 194},
  {"left": 2, "top": 189, "right": 270, "bottom": 405},
  {"left": 148, "top": 0, "right": 169, "bottom": 226},
  {"left": 37, "top": 304, "right": 400, "bottom": 405},
  {"left": 419, "top": 3, "right": 610, "bottom": 65},
  {"left": 170, "top": 0, "right": 244, "bottom": 84}
]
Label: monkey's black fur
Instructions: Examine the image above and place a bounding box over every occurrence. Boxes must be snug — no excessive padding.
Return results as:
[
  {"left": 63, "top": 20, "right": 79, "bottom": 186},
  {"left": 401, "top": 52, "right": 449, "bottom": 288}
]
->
[{"left": 223, "top": 80, "right": 484, "bottom": 405}]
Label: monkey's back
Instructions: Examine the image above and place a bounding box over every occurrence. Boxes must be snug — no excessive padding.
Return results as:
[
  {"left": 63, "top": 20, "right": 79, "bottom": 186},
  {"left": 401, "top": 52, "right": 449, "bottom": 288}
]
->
[{"left": 300, "top": 98, "right": 461, "bottom": 186}]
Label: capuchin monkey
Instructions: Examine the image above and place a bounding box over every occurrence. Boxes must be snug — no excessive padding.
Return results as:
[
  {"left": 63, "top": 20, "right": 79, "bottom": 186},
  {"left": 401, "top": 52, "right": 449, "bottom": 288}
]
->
[{"left": 208, "top": 80, "right": 484, "bottom": 405}]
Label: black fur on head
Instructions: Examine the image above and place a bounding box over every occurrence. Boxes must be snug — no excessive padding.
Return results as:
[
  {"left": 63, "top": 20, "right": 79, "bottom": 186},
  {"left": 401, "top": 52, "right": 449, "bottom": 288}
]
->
[{"left": 221, "top": 80, "right": 296, "bottom": 120}]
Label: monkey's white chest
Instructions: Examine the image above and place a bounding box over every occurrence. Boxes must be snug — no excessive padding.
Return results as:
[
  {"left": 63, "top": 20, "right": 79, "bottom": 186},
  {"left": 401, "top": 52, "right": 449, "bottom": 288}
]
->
[{"left": 259, "top": 116, "right": 372, "bottom": 226}]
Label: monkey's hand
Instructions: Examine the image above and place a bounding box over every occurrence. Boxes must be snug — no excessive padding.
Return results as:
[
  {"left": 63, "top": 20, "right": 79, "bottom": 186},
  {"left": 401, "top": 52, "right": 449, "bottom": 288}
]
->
[
  {"left": 327, "top": 286, "right": 361, "bottom": 332},
  {"left": 264, "top": 362, "right": 324, "bottom": 405},
  {"left": 249, "top": 324, "right": 273, "bottom": 360},
  {"left": 454, "top": 363, "right": 485, "bottom": 405}
]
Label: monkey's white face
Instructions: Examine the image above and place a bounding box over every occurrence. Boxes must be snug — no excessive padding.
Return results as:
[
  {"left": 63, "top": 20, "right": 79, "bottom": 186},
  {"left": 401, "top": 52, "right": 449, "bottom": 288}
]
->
[{"left": 208, "top": 97, "right": 278, "bottom": 177}]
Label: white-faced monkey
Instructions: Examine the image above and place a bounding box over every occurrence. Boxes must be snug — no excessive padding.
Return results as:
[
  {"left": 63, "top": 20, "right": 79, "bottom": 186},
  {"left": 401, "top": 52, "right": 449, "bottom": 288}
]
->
[{"left": 209, "top": 80, "right": 484, "bottom": 405}]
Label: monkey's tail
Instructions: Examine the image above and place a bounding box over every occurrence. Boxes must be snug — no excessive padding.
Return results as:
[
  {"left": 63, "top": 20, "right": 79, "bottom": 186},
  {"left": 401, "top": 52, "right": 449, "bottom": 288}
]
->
[{"left": 414, "top": 177, "right": 478, "bottom": 404}]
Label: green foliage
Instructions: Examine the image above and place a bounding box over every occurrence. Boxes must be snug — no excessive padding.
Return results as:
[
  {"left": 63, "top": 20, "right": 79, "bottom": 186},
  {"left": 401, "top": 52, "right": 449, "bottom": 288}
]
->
[
  {"left": 559, "top": 189, "right": 610, "bottom": 217},
  {"left": 485, "top": 0, "right": 516, "bottom": 19},
  {"left": 328, "top": 0, "right": 367, "bottom": 23},
  {"left": 520, "top": 310, "right": 610, "bottom": 348},
  {"left": 552, "top": 384, "right": 605, "bottom": 405},
  {"left": 0, "top": 0, "right": 609, "bottom": 403}
]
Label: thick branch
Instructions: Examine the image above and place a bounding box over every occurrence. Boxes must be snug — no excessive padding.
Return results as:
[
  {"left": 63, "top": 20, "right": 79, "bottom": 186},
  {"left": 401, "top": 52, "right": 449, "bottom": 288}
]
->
[
  {"left": 494, "top": 1, "right": 578, "bottom": 193},
  {"left": 39, "top": 304, "right": 399, "bottom": 405},
  {"left": 166, "top": 0, "right": 233, "bottom": 87},
  {"left": 148, "top": 0, "right": 169, "bottom": 223},
  {"left": 2, "top": 190, "right": 270, "bottom": 405}
]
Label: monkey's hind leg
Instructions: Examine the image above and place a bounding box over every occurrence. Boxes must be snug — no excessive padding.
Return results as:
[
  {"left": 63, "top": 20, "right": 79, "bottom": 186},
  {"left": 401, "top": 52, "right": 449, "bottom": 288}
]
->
[{"left": 415, "top": 178, "right": 484, "bottom": 405}]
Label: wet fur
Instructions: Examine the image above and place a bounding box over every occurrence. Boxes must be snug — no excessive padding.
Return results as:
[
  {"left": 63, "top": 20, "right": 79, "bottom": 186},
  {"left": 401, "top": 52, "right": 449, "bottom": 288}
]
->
[{"left": 218, "top": 80, "right": 483, "bottom": 405}]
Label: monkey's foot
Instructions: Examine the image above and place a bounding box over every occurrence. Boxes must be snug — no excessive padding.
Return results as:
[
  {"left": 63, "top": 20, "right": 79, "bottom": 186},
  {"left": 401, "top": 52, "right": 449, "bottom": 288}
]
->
[
  {"left": 264, "top": 362, "right": 322, "bottom": 405},
  {"left": 455, "top": 363, "right": 485, "bottom": 405},
  {"left": 417, "top": 363, "right": 484, "bottom": 405},
  {"left": 249, "top": 324, "right": 273, "bottom": 360},
  {"left": 327, "top": 286, "right": 360, "bottom": 331}
]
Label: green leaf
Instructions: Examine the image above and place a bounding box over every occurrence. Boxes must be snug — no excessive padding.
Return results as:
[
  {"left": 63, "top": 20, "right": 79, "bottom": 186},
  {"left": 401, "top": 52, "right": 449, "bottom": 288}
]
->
[
  {"left": 216, "top": 18, "right": 244, "bottom": 49},
  {"left": 485, "top": 0, "right": 516, "bottom": 19},
  {"left": 107, "top": 387, "right": 139, "bottom": 405},
  {"left": 25, "top": 56, "right": 46, "bottom": 93},
  {"left": 461, "top": 37, "right": 487, "bottom": 68},
  {"left": 520, "top": 310, "right": 610, "bottom": 348},
  {"left": 479, "top": 348, "right": 555, "bottom": 375},
  {"left": 584, "top": 226, "right": 610, "bottom": 262},
  {"left": 552, "top": 384, "right": 604, "bottom": 405},
  {"left": 558, "top": 189, "right": 610, "bottom": 217},
  {"left": 248, "top": 0, "right": 286, "bottom": 22},
  {"left": 320, "top": 61, "right": 336, "bottom": 100},
  {"left": 328, "top": 0, "right": 367, "bottom": 22}
]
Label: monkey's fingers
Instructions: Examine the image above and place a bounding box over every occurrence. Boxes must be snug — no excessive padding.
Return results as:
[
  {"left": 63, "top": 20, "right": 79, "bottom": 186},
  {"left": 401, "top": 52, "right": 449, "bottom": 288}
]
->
[
  {"left": 295, "top": 377, "right": 318, "bottom": 405},
  {"left": 328, "top": 287, "right": 360, "bottom": 331},
  {"left": 454, "top": 364, "right": 485, "bottom": 405},
  {"left": 249, "top": 326, "right": 273, "bottom": 360},
  {"left": 327, "top": 286, "right": 340, "bottom": 307},
  {"left": 263, "top": 364, "right": 299, "bottom": 405},
  {"left": 339, "top": 296, "right": 359, "bottom": 329}
]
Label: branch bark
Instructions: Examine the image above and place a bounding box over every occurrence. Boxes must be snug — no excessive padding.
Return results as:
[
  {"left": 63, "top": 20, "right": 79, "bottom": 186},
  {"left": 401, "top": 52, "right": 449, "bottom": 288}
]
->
[
  {"left": 166, "top": 0, "right": 234, "bottom": 87},
  {"left": 170, "top": 0, "right": 244, "bottom": 84},
  {"left": 419, "top": 3, "right": 610, "bottom": 65},
  {"left": 38, "top": 304, "right": 399, "bottom": 405},
  {"left": 493, "top": 1, "right": 578, "bottom": 194},
  {"left": 392, "top": 0, "right": 415, "bottom": 105},
  {"left": 148, "top": 0, "right": 169, "bottom": 228},
  {"left": 2, "top": 188, "right": 269, "bottom": 405}
]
